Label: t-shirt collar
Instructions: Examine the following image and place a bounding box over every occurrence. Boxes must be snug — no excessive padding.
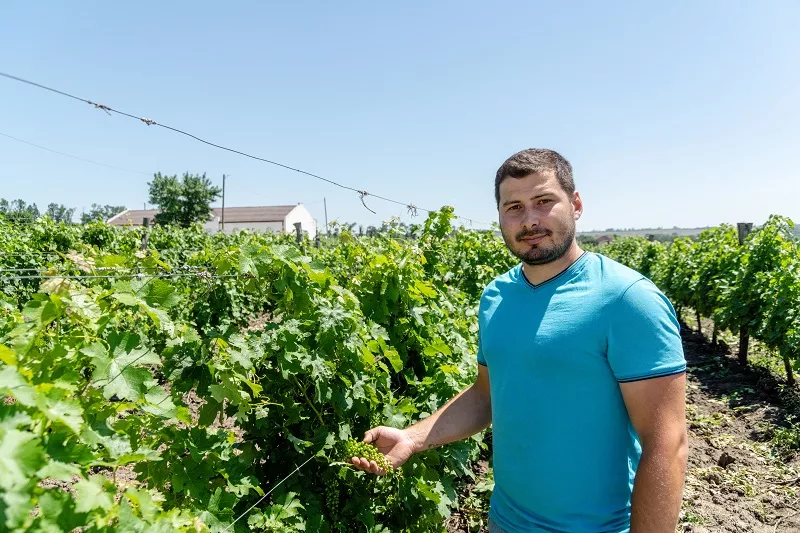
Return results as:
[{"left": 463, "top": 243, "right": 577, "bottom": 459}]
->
[{"left": 517, "top": 250, "right": 590, "bottom": 290}]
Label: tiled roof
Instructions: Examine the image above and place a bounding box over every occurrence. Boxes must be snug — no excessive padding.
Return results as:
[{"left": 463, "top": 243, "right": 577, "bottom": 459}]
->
[
  {"left": 107, "top": 205, "right": 297, "bottom": 225},
  {"left": 107, "top": 209, "right": 160, "bottom": 226},
  {"left": 211, "top": 205, "right": 295, "bottom": 223}
]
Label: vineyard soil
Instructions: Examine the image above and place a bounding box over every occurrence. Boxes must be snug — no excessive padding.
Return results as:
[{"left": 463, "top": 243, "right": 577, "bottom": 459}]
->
[
  {"left": 446, "top": 317, "right": 800, "bottom": 533},
  {"left": 678, "top": 319, "right": 800, "bottom": 532}
]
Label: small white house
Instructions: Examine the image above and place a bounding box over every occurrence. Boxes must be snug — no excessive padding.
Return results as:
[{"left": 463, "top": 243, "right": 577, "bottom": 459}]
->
[{"left": 108, "top": 204, "right": 317, "bottom": 238}]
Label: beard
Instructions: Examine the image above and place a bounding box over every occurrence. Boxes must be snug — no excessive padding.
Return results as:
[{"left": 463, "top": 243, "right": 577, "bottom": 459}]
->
[{"left": 501, "top": 220, "right": 575, "bottom": 266}]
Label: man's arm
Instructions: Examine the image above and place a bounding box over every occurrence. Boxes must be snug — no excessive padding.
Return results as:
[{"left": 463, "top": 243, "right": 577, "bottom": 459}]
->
[
  {"left": 620, "top": 372, "right": 688, "bottom": 533},
  {"left": 351, "top": 364, "right": 491, "bottom": 475},
  {"left": 405, "top": 364, "right": 492, "bottom": 451}
]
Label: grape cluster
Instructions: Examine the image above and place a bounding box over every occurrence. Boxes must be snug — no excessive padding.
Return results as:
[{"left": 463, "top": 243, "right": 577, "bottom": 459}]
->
[
  {"left": 344, "top": 438, "right": 394, "bottom": 474},
  {"left": 324, "top": 476, "right": 340, "bottom": 516}
]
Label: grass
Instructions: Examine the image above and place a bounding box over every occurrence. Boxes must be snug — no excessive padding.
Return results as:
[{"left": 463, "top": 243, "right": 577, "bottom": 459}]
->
[
  {"left": 679, "top": 508, "right": 707, "bottom": 525},
  {"left": 688, "top": 409, "right": 730, "bottom": 433},
  {"left": 695, "top": 465, "right": 758, "bottom": 498},
  {"left": 770, "top": 417, "right": 800, "bottom": 457}
]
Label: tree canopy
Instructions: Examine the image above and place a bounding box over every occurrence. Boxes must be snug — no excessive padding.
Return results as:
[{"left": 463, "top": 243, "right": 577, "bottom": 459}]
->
[{"left": 147, "top": 172, "right": 221, "bottom": 227}]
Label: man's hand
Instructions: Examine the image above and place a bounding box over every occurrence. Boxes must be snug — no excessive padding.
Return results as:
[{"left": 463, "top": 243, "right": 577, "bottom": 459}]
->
[
  {"left": 350, "top": 426, "right": 418, "bottom": 475},
  {"left": 351, "top": 365, "right": 492, "bottom": 476}
]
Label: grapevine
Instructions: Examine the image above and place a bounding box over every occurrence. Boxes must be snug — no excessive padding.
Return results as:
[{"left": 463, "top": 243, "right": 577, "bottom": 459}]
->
[{"left": 1, "top": 211, "right": 798, "bottom": 532}]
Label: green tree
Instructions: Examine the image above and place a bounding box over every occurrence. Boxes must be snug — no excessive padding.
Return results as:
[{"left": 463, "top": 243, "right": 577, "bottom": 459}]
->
[
  {"left": 80, "top": 204, "right": 127, "bottom": 224},
  {"left": 0, "top": 198, "right": 40, "bottom": 223},
  {"left": 45, "top": 203, "right": 76, "bottom": 223},
  {"left": 147, "top": 172, "right": 221, "bottom": 228}
]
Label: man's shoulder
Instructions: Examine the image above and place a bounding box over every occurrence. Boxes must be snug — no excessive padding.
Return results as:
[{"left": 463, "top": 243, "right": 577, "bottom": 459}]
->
[
  {"left": 588, "top": 253, "right": 674, "bottom": 318},
  {"left": 479, "top": 263, "right": 521, "bottom": 301},
  {"left": 589, "top": 252, "right": 652, "bottom": 294}
]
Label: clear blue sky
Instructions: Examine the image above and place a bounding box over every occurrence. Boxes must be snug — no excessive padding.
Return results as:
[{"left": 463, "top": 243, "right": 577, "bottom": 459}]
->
[{"left": 2, "top": 1, "right": 798, "bottom": 231}]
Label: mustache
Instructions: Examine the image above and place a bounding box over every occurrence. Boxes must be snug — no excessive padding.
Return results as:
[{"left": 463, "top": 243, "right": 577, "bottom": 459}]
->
[{"left": 516, "top": 228, "right": 550, "bottom": 240}]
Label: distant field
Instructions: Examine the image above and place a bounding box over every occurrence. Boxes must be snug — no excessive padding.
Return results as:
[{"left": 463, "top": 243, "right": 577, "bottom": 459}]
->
[
  {"left": 578, "top": 227, "right": 710, "bottom": 238},
  {"left": 580, "top": 224, "right": 800, "bottom": 240}
]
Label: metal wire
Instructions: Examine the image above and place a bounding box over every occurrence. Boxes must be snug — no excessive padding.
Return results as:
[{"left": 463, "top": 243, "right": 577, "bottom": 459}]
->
[
  {"left": 0, "top": 265, "right": 204, "bottom": 274},
  {"left": 0, "top": 132, "right": 149, "bottom": 175},
  {"left": 0, "top": 71, "right": 492, "bottom": 227},
  {"left": 222, "top": 455, "right": 317, "bottom": 531},
  {"left": 0, "top": 272, "right": 240, "bottom": 282}
]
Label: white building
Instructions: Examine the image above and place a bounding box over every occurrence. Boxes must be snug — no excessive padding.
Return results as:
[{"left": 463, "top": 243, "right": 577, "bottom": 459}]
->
[{"left": 107, "top": 204, "right": 317, "bottom": 238}]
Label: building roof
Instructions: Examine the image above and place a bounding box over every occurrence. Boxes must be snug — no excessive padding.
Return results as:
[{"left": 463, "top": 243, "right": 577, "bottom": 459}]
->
[
  {"left": 107, "top": 205, "right": 298, "bottom": 226},
  {"left": 211, "top": 205, "right": 296, "bottom": 223},
  {"left": 107, "top": 209, "right": 160, "bottom": 226}
]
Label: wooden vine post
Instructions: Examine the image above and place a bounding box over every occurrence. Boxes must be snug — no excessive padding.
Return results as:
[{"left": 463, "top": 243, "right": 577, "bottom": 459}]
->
[
  {"left": 141, "top": 217, "right": 150, "bottom": 252},
  {"left": 737, "top": 222, "right": 753, "bottom": 364}
]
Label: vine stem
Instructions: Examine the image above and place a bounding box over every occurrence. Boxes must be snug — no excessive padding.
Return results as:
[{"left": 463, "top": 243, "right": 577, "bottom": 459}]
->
[{"left": 292, "top": 376, "right": 324, "bottom": 426}]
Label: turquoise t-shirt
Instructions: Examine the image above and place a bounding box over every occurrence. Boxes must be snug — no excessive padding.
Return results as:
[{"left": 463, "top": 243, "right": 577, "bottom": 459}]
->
[{"left": 477, "top": 251, "right": 686, "bottom": 533}]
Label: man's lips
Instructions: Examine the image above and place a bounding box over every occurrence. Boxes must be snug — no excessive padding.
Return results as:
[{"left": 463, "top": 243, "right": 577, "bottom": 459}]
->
[{"left": 519, "top": 233, "right": 548, "bottom": 244}]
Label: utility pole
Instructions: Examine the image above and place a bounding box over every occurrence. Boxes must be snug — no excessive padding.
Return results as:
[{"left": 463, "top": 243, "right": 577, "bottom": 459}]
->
[
  {"left": 221, "top": 174, "right": 226, "bottom": 233},
  {"left": 324, "top": 197, "right": 329, "bottom": 236}
]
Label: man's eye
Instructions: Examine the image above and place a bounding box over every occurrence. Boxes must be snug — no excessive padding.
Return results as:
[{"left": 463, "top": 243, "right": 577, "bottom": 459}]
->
[{"left": 538, "top": 199, "right": 552, "bottom": 205}]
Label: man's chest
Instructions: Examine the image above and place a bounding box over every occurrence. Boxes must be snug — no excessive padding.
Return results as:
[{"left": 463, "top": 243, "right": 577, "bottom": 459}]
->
[{"left": 480, "top": 286, "right": 610, "bottom": 378}]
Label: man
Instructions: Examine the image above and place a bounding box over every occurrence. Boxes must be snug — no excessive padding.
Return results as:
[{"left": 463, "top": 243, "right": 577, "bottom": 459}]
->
[{"left": 350, "top": 148, "right": 688, "bottom": 533}]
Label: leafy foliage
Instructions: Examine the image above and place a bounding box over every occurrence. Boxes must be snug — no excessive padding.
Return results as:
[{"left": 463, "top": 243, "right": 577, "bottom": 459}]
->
[
  {"left": 0, "top": 211, "right": 490, "bottom": 532},
  {"left": 600, "top": 215, "right": 800, "bottom": 384},
  {"left": 148, "top": 172, "right": 222, "bottom": 227},
  {"left": 3, "top": 210, "right": 797, "bottom": 532},
  {"left": 80, "top": 204, "right": 127, "bottom": 224},
  {"left": 0, "top": 198, "right": 41, "bottom": 224}
]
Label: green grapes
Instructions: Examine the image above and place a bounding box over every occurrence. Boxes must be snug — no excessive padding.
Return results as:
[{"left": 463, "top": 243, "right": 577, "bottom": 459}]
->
[
  {"left": 324, "top": 476, "right": 340, "bottom": 515},
  {"left": 369, "top": 411, "right": 382, "bottom": 428},
  {"left": 344, "top": 438, "right": 395, "bottom": 474}
]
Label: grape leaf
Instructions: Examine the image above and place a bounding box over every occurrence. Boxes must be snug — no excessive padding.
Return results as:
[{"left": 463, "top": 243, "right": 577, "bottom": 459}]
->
[
  {"left": 0, "top": 344, "right": 17, "bottom": 366},
  {"left": 91, "top": 333, "right": 160, "bottom": 401},
  {"left": 36, "top": 392, "right": 84, "bottom": 435},
  {"left": 74, "top": 475, "right": 114, "bottom": 513},
  {"left": 136, "top": 278, "right": 181, "bottom": 309},
  {"left": 0, "top": 489, "right": 35, "bottom": 530},
  {"left": 0, "top": 429, "right": 46, "bottom": 490},
  {"left": 37, "top": 460, "right": 81, "bottom": 482}
]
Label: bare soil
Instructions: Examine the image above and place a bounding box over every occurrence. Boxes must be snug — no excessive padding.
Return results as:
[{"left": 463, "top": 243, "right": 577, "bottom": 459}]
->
[{"left": 447, "top": 318, "right": 800, "bottom": 532}]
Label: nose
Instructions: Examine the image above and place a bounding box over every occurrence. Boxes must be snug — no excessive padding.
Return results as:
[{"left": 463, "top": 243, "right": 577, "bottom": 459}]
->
[{"left": 520, "top": 205, "right": 540, "bottom": 229}]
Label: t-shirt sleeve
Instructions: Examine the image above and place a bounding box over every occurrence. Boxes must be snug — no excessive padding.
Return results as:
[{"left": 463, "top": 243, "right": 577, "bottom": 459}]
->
[
  {"left": 607, "top": 279, "right": 686, "bottom": 382},
  {"left": 476, "top": 290, "right": 488, "bottom": 367},
  {"left": 477, "top": 326, "right": 487, "bottom": 366}
]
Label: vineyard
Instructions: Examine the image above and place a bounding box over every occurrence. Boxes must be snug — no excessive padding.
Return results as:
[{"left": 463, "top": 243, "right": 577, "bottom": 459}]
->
[
  {"left": 1, "top": 210, "right": 799, "bottom": 532},
  {"left": 599, "top": 215, "right": 800, "bottom": 387}
]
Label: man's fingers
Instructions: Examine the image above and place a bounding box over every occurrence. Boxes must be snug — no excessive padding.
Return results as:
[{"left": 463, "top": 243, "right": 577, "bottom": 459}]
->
[
  {"left": 349, "top": 456, "right": 385, "bottom": 476},
  {"left": 363, "top": 428, "right": 379, "bottom": 443},
  {"left": 351, "top": 457, "right": 368, "bottom": 470}
]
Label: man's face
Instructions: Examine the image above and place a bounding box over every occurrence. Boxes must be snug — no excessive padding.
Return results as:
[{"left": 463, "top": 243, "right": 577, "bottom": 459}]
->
[{"left": 497, "top": 171, "right": 582, "bottom": 265}]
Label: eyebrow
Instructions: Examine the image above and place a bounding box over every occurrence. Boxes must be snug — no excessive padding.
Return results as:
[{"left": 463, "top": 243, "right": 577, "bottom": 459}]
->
[{"left": 501, "top": 193, "right": 552, "bottom": 207}]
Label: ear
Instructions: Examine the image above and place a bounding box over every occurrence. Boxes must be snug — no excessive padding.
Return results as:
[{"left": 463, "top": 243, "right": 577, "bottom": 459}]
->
[{"left": 572, "top": 192, "right": 583, "bottom": 220}]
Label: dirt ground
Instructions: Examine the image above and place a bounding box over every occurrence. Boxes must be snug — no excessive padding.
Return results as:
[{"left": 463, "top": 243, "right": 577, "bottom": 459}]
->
[{"left": 447, "top": 318, "right": 800, "bottom": 533}]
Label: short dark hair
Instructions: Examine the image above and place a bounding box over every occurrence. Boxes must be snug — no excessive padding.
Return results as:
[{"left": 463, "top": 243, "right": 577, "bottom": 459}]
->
[{"left": 494, "top": 148, "right": 575, "bottom": 205}]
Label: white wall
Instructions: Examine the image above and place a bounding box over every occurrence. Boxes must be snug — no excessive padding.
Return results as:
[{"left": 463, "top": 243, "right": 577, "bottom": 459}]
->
[
  {"left": 200, "top": 206, "right": 316, "bottom": 238},
  {"left": 224, "top": 221, "right": 283, "bottom": 234},
  {"left": 204, "top": 217, "right": 284, "bottom": 234},
  {"left": 284, "top": 204, "right": 317, "bottom": 239},
  {"left": 202, "top": 217, "right": 219, "bottom": 233}
]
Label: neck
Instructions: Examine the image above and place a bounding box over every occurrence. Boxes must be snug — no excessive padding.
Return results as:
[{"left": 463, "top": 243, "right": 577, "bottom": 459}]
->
[{"left": 521, "top": 241, "right": 585, "bottom": 285}]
